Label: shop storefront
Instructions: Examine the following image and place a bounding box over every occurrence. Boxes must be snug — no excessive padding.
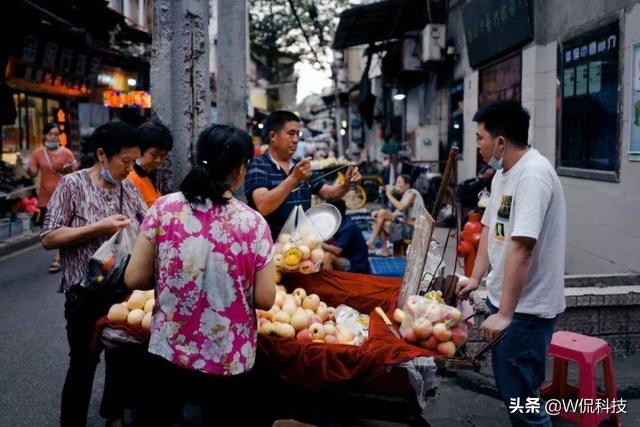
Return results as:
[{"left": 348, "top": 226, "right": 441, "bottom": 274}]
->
[
  {"left": 1, "top": 30, "right": 100, "bottom": 164},
  {"left": 2, "top": 92, "right": 78, "bottom": 164},
  {"left": 0, "top": 1, "right": 150, "bottom": 243},
  {"left": 462, "top": 0, "right": 533, "bottom": 173}
]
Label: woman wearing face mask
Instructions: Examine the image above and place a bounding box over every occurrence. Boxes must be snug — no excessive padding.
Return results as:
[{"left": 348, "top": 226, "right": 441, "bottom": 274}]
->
[
  {"left": 40, "top": 121, "right": 147, "bottom": 427},
  {"left": 27, "top": 123, "right": 78, "bottom": 273},
  {"left": 128, "top": 121, "right": 173, "bottom": 207},
  {"left": 125, "top": 124, "right": 275, "bottom": 425}
]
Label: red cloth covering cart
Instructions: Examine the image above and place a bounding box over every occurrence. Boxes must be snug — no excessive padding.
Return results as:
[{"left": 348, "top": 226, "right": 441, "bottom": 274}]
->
[{"left": 254, "top": 270, "right": 439, "bottom": 425}]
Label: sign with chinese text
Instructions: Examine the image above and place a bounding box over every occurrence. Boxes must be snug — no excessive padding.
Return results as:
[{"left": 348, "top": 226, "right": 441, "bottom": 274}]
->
[
  {"left": 463, "top": 0, "right": 533, "bottom": 68},
  {"left": 7, "top": 34, "right": 99, "bottom": 97},
  {"left": 103, "top": 90, "right": 151, "bottom": 109},
  {"left": 559, "top": 21, "right": 620, "bottom": 172}
]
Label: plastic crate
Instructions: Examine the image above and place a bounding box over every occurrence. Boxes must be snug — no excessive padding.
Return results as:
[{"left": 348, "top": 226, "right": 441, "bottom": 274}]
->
[
  {"left": 369, "top": 257, "right": 407, "bottom": 277},
  {"left": 9, "top": 220, "right": 24, "bottom": 237},
  {"left": 0, "top": 221, "right": 10, "bottom": 241}
]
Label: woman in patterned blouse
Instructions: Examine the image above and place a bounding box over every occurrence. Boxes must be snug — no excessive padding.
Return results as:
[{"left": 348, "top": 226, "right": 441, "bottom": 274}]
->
[
  {"left": 41, "top": 121, "right": 147, "bottom": 427},
  {"left": 125, "top": 124, "right": 276, "bottom": 425}
]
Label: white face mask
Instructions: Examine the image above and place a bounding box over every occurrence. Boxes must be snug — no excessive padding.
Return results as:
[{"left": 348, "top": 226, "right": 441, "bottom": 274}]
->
[{"left": 487, "top": 139, "right": 503, "bottom": 170}]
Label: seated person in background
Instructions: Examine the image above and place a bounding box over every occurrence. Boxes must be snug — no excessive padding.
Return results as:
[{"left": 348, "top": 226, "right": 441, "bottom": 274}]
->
[
  {"left": 367, "top": 174, "right": 425, "bottom": 256},
  {"left": 322, "top": 199, "right": 371, "bottom": 274},
  {"left": 128, "top": 121, "right": 173, "bottom": 207}
]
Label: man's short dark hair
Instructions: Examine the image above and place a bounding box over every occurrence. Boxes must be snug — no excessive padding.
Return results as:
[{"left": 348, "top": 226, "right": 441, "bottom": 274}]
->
[
  {"left": 262, "top": 110, "right": 300, "bottom": 144},
  {"left": 137, "top": 120, "right": 173, "bottom": 153},
  {"left": 90, "top": 121, "right": 139, "bottom": 158},
  {"left": 473, "top": 100, "right": 530, "bottom": 146},
  {"left": 329, "top": 199, "right": 347, "bottom": 216},
  {"left": 398, "top": 174, "right": 412, "bottom": 186}
]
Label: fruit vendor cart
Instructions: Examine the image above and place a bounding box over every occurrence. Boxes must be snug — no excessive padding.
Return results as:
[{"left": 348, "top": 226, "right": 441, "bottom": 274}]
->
[
  {"left": 252, "top": 204, "right": 473, "bottom": 425},
  {"left": 254, "top": 270, "right": 439, "bottom": 426}
]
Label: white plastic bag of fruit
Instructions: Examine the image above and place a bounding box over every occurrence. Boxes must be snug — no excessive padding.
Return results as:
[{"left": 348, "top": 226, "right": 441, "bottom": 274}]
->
[
  {"left": 396, "top": 295, "right": 468, "bottom": 357},
  {"left": 273, "top": 205, "right": 325, "bottom": 274},
  {"left": 81, "top": 229, "right": 132, "bottom": 293}
]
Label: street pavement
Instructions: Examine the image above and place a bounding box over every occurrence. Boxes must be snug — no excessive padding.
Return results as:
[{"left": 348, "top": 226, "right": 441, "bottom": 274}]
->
[
  {"left": 0, "top": 244, "right": 105, "bottom": 427},
  {"left": 1, "top": 244, "right": 638, "bottom": 427}
]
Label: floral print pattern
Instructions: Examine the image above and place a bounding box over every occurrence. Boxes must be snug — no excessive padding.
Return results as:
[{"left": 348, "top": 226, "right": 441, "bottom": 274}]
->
[{"left": 142, "top": 192, "right": 273, "bottom": 376}]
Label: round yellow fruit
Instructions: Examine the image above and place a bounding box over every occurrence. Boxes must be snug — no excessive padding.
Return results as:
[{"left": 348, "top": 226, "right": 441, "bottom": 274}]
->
[
  {"left": 141, "top": 312, "right": 152, "bottom": 331},
  {"left": 127, "top": 309, "right": 145, "bottom": 326},
  {"left": 127, "top": 293, "right": 146, "bottom": 311},
  {"left": 107, "top": 304, "right": 129, "bottom": 322},
  {"left": 284, "top": 247, "right": 303, "bottom": 267},
  {"left": 144, "top": 298, "right": 155, "bottom": 314}
]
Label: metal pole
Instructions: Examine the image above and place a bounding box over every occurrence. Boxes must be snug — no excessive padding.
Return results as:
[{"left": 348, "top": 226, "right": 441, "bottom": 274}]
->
[
  {"left": 151, "top": 0, "right": 211, "bottom": 191},
  {"left": 333, "top": 64, "right": 344, "bottom": 158}
]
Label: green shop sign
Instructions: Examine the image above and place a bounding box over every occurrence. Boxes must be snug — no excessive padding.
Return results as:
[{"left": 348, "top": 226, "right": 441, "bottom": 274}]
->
[{"left": 463, "top": 0, "right": 533, "bottom": 68}]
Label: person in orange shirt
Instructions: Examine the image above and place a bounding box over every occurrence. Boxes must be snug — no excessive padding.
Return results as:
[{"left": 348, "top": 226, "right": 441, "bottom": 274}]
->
[
  {"left": 27, "top": 123, "right": 78, "bottom": 273},
  {"left": 128, "top": 121, "right": 173, "bottom": 207}
]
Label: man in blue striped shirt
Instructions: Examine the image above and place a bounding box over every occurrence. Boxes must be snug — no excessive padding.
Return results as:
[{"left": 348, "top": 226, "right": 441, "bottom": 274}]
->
[{"left": 245, "top": 110, "right": 361, "bottom": 238}]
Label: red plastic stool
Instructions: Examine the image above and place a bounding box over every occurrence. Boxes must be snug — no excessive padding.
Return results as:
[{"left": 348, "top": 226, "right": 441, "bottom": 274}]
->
[{"left": 541, "top": 331, "right": 621, "bottom": 427}]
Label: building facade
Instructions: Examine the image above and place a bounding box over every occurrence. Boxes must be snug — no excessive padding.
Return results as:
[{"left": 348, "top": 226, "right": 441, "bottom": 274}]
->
[
  {"left": 1, "top": 0, "right": 152, "bottom": 165},
  {"left": 334, "top": 0, "right": 640, "bottom": 275}
]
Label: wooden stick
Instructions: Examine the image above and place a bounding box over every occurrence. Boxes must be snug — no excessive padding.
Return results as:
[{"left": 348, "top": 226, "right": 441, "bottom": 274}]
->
[{"left": 431, "top": 147, "right": 458, "bottom": 219}]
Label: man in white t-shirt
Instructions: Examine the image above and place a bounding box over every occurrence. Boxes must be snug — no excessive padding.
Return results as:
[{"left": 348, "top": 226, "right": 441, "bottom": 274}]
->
[{"left": 457, "top": 100, "right": 566, "bottom": 426}]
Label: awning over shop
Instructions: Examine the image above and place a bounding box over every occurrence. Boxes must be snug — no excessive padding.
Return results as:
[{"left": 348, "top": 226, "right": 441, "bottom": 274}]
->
[{"left": 333, "top": 0, "right": 444, "bottom": 50}]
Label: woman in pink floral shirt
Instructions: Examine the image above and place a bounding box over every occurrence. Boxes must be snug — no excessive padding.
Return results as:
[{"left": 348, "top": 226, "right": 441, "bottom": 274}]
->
[{"left": 125, "top": 124, "right": 275, "bottom": 424}]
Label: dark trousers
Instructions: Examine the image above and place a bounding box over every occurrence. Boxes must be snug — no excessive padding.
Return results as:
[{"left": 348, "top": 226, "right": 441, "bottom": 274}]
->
[
  {"left": 60, "top": 285, "right": 118, "bottom": 426},
  {"left": 137, "top": 354, "right": 256, "bottom": 426},
  {"left": 487, "top": 299, "right": 557, "bottom": 427}
]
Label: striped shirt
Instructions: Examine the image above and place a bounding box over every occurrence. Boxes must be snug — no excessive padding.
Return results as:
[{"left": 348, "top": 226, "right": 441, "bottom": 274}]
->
[
  {"left": 244, "top": 152, "right": 324, "bottom": 238},
  {"left": 41, "top": 169, "right": 147, "bottom": 293}
]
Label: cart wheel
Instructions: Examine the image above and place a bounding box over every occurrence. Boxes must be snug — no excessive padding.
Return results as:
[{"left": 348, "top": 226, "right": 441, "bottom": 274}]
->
[{"left": 344, "top": 185, "right": 367, "bottom": 210}]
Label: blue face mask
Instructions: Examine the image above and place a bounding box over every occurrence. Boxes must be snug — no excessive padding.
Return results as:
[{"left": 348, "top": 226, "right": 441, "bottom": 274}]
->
[
  {"left": 487, "top": 139, "right": 503, "bottom": 170},
  {"left": 101, "top": 161, "right": 118, "bottom": 185},
  {"left": 45, "top": 140, "right": 60, "bottom": 150}
]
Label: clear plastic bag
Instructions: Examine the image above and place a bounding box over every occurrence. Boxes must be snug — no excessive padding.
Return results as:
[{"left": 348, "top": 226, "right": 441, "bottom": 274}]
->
[
  {"left": 398, "top": 295, "right": 468, "bottom": 357},
  {"left": 335, "top": 304, "right": 369, "bottom": 346},
  {"left": 419, "top": 241, "right": 445, "bottom": 294},
  {"left": 81, "top": 229, "right": 132, "bottom": 294},
  {"left": 477, "top": 188, "right": 490, "bottom": 209},
  {"left": 273, "top": 205, "right": 325, "bottom": 274}
]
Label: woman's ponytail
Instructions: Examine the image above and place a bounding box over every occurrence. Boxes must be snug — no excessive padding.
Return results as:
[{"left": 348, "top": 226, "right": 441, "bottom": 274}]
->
[
  {"left": 180, "top": 163, "right": 231, "bottom": 205},
  {"left": 180, "top": 125, "right": 253, "bottom": 206}
]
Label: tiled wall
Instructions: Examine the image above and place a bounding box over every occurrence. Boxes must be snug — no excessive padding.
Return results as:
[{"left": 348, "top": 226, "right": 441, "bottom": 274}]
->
[
  {"left": 460, "top": 71, "right": 478, "bottom": 181},
  {"left": 466, "top": 297, "right": 640, "bottom": 359}
]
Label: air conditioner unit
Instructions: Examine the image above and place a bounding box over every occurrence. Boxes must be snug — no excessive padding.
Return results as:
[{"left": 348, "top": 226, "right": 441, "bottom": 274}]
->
[
  {"left": 421, "top": 24, "right": 446, "bottom": 62},
  {"left": 414, "top": 125, "right": 439, "bottom": 161}
]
